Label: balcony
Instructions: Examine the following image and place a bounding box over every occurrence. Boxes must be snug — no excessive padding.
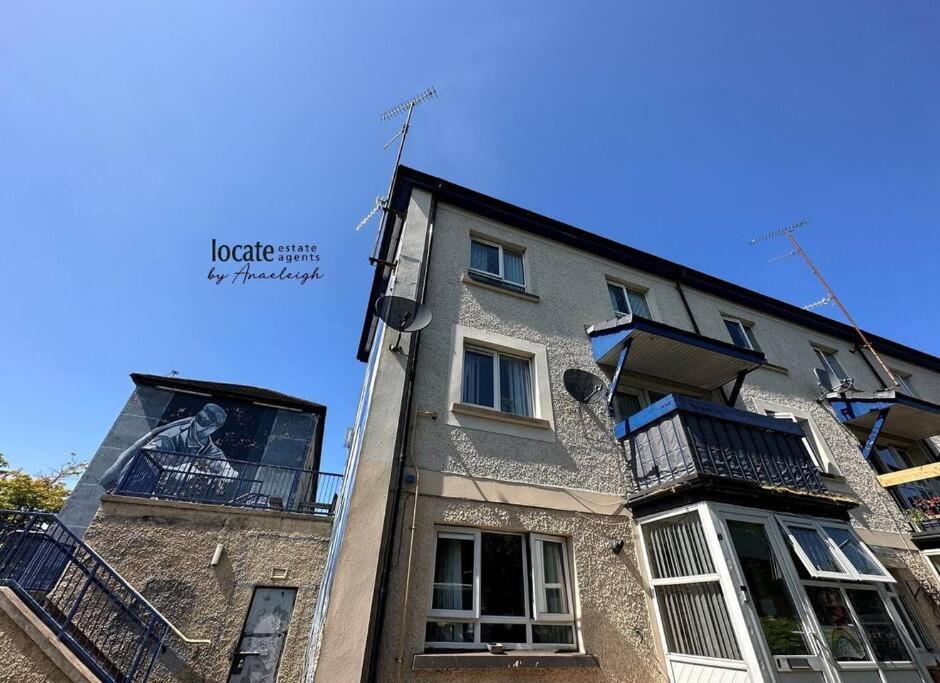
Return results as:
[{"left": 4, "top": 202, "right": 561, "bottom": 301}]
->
[
  {"left": 113, "top": 448, "right": 343, "bottom": 516},
  {"left": 618, "top": 394, "right": 845, "bottom": 511}
]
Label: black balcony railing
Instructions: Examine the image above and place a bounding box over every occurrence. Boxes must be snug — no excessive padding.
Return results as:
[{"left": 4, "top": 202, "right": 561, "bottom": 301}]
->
[
  {"left": 620, "top": 394, "right": 829, "bottom": 501},
  {"left": 0, "top": 511, "right": 181, "bottom": 682},
  {"left": 114, "top": 449, "right": 342, "bottom": 516},
  {"left": 889, "top": 477, "right": 940, "bottom": 533}
]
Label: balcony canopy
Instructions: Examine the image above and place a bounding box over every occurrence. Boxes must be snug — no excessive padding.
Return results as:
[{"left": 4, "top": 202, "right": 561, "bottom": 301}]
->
[
  {"left": 827, "top": 390, "right": 940, "bottom": 441},
  {"left": 587, "top": 315, "right": 765, "bottom": 392}
]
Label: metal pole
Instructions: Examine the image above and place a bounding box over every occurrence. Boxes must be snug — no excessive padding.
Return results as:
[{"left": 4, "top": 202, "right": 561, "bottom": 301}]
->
[
  {"left": 371, "top": 104, "right": 415, "bottom": 260},
  {"left": 785, "top": 232, "right": 900, "bottom": 388}
]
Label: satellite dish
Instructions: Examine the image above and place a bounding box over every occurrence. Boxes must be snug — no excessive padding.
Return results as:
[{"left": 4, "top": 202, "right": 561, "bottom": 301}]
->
[
  {"left": 375, "top": 295, "right": 433, "bottom": 352},
  {"left": 563, "top": 369, "right": 607, "bottom": 404}
]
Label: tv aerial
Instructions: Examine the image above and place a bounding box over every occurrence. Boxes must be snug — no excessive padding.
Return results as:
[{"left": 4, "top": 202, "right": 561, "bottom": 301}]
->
[
  {"left": 562, "top": 368, "right": 608, "bottom": 405},
  {"left": 374, "top": 295, "right": 433, "bottom": 353},
  {"left": 355, "top": 87, "right": 438, "bottom": 257}
]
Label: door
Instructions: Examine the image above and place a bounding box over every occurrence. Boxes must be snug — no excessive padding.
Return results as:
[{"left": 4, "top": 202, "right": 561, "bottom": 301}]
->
[{"left": 228, "top": 587, "right": 297, "bottom": 683}]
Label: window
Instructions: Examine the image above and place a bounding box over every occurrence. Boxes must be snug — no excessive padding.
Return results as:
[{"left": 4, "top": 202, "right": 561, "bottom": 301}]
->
[
  {"left": 845, "top": 588, "right": 911, "bottom": 662},
  {"left": 607, "top": 281, "right": 651, "bottom": 318},
  {"left": 462, "top": 347, "right": 532, "bottom": 417},
  {"left": 723, "top": 316, "right": 761, "bottom": 351},
  {"left": 886, "top": 588, "right": 933, "bottom": 652},
  {"left": 804, "top": 585, "right": 870, "bottom": 662},
  {"left": 893, "top": 371, "right": 917, "bottom": 397},
  {"left": 426, "top": 529, "right": 576, "bottom": 650},
  {"left": 642, "top": 511, "right": 741, "bottom": 661},
  {"left": 469, "top": 238, "right": 525, "bottom": 288},
  {"left": 767, "top": 411, "right": 828, "bottom": 473},
  {"left": 925, "top": 551, "right": 940, "bottom": 583},
  {"left": 727, "top": 520, "right": 810, "bottom": 656},
  {"left": 781, "top": 520, "right": 892, "bottom": 583},
  {"left": 814, "top": 347, "right": 849, "bottom": 382}
]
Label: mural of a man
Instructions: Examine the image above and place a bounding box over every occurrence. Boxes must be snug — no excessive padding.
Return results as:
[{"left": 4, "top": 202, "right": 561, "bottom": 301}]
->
[{"left": 100, "top": 403, "right": 234, "bottom": 490}]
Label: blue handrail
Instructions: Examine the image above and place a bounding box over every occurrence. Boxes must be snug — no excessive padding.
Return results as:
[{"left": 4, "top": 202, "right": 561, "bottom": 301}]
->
[{"left": 0, "top": 511, "right": 205, "bottom": 683}]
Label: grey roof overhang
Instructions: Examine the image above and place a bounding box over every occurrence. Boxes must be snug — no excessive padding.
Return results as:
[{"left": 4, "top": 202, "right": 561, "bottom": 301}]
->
[
  {"left": 827, "top": 390, "right": 940, "bottom": 441},
  {"left": 588, "top": 315, "right": 765, "bottom": 392},
  {"left": 357, "top": 166, "right": 940, "bottom": 374}
]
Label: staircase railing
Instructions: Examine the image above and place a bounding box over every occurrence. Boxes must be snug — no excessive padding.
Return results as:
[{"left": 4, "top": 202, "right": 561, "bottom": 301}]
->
[{"left": 0, "top": 510, "right": 209, "bottom": 683}]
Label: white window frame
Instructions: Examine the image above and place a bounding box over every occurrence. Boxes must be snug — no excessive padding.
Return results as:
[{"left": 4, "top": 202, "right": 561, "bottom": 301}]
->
[
  {"left": 424, "top": 527, "right": 577, "bottom": 651},
  {"left": 530, "top": 533, "right": 574, "bottom": 622},
  {"left": 462, "top": 345, "right": 534, "bottom": 417},
  {"left": 813, "top": 346, "right": 849, "bottom": 382},
  {"left": 923, "top": 549, "right": 940, "bottom": 584},
  {"left": 469, "top": 237, "right": 526, "bottom": 287},
  {"left": 606, "top": 280, "right": 651, "bottom": 318},
  {"left": 778, "top": 517, "right": 894, "bottom": 583},
  {"left": 722, "top": 316, "right": 760, "bottom": 351}
]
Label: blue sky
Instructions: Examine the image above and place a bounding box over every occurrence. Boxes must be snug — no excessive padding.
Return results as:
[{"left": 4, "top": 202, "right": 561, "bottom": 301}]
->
[{"left": 2, "top": 2, "right": 938, "bottom": 476}]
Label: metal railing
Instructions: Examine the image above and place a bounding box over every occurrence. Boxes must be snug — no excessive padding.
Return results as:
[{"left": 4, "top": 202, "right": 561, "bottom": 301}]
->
[
  {"left": 114, "top": 449, "right": 343, "bottom": 516},
  {"left": 890, "top": 476, "right": 940, "bottom": 532},
  {"left": 0, "top": 511, "right": 208, "bottom": 683}
]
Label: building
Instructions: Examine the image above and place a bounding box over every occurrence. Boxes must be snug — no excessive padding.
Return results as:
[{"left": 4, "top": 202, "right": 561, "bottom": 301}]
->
[
  {"left": 307, "top": 166, "right": 940, "bottom": 683},
  {"left": 0, "top": 374, "right": 340, "bottom": 682}
]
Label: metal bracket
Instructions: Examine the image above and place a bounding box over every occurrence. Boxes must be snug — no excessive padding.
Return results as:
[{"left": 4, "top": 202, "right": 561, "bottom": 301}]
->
[
  {"left": 726, "top": 370, "right": 748, "bottom": 407},
  {"left": 860, "top": 408, "right": 890, "bottom": 460},
  {"left": 369, "top": 257, "right": 398, "bottom": 269},
  {"left": 607, "top": 338, "right": 633, "bottom": 416}
]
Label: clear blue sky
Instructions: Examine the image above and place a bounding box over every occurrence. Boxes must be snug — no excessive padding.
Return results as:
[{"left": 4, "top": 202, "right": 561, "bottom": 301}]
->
[{"left": 2, "top": 2, "right": 938, "bottom": 476}]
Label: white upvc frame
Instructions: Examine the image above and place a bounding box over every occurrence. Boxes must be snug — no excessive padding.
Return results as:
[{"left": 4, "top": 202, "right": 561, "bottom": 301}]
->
[
  {"left": 812, "top": 346, "right": 849, "bottom": 382},
  {"left": 427, "top": 528, "right": 481, "bottom": 619},
  {"left": 923, "top": 549, "right": 940, "bottom": 584},
  {"left": 530, "top": 533, "right": 574, "bottom": 622},
  {"left": 468, "top": 236, "right": 526, "bottom": 287},
  {"left": 721, "top": 315, "right": 760, "bottom": 352},
  {"left": 424, "top": 527, "right": 577, "bottom": 651},
  {"left": 461, "top": 345, "right": 534, "bottom": 417},
  {"left": 778, "top": 517, "right": 894, "bottom": 583},
  {"left": 606, "top": 279, "right": 651, "bottom": 318}
]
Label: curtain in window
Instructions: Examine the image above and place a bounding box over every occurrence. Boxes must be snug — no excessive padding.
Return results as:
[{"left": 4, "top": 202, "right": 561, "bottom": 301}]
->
[
  {"left": 541, "top": 541, "right": 568, "bottom": 613},
  {"left": 432, "top": 537, "right": 473, "bottom": 611},
  {"left": 470, "top": 241, "right": 500, "bottom": 275},
  {"left": 499, "top": 355, "right": 532, "bottom": 416},
  {"left": 627, "top": 289, "right": 651, "bottom": 318},
  {"left": 462, "top": 350, "right": 494, "bottom": 407},
  {"left": 502, "top": 249, "right": 525, "bottom": 285}
]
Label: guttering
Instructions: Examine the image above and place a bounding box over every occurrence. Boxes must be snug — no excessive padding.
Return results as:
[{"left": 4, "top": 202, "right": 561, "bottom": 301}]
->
[{"left": 358, "top": 167, "right": 940, "bottom": 373}]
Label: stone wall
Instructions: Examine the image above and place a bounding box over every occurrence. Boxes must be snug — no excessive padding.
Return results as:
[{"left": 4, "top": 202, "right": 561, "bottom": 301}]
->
[{"left": 83, "top": 496, "right": 332, "bottom": 683}]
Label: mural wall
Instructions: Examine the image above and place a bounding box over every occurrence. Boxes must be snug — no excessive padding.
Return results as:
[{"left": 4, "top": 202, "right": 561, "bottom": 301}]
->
[{"left": 60, "top": 376, "right": 323, "bottom": 536}]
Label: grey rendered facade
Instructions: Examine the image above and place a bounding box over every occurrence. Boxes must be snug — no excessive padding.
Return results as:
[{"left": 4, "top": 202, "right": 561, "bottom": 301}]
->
[{"left": 309, "top": 166, "right": 940, "bottom": 683}]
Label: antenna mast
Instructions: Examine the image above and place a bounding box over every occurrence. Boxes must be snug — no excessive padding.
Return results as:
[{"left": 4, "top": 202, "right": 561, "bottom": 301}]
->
[
  {"left": 356, "top": 87, "right": 437, "bottom": 258},
  {"left": 750, "top": 220, "right": 900, "bottom": 388}
]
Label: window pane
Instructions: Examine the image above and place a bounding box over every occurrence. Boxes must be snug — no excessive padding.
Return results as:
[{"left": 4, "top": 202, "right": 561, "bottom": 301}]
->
[
  {"left": 480, "top": 623, "right": 527, "bottom": 643},
  {"left": 481, "top": 533, "right": 526, "bottom": 617},
  {"left": 612, "top": 392, "right": 643, "bottom": 423},
  {"left": 804, "top": 586, "right": 869, "bottom": 662},
  {"left": 540, "top": 541, "right": 568, "bottom": 614},
  {"left": 892, "top": 594, "right": 932, "bottom": 650},
  {"left": 824, "top": 527, "right": 884, "bottom": 576},
  {"left": 498, "top": 355, "right": 532, "bottom": 416},
  {"left": 727, "top": 521, "right": 809, "bottom": 656},
  {"left": 532, "top": 624, "right": 575, "bottom": 644},
  {"left": 432, "top": 536, "right": 474, "bottom": 611},
  {"left": 502, "top": 249, "right": 525, "bottom": 286},
  {"left": 644, "top": 512, "right": 715, "bottom": 579},
  {"left": 425, "top": 621, "right": 474, "bottom": 643},
  {"left": 626, "top": 289, "right": 651, "bottom": 318},
  {"left": 608, "top": 283, "right": 629, "bottom": 315},
  {"left": 725, "top": 320, "right": 751, "bottom": 349},
  {"left": 824, "top": 351, "right": 848, "bottom": 381},
  {"left": 470, "top": 240, "right": 500, "bottom": 275},
  {"left": 789, "top": 526, "right": 843, "bottom": 573},
  {"left": 462, "top": 349, "right": 494, "bottom": 408},
  {"left": 657, "top": 583, "right": 742, "bottom": 660},
  {"left": 846, "top": 590, "right": 910, "bottom": 662},
  {"left": 744, "top": 326, "right": 761, "bottom": 352}
]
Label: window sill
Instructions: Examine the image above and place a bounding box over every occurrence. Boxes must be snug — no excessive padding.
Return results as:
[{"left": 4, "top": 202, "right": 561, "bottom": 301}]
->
[
  {"left": 413, "top": 652, "right": 599, "bottom": 671},
  {"left": 452, "top": 402, "right": 552, "bottom": 430},
  {"left": 462, "top": 273, "right": 539, "bottom": 303}
]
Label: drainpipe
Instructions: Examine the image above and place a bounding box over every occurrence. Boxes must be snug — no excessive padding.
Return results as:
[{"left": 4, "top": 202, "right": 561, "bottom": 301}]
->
[{"left": 365, "top": 193, "right": 438, "bottom": 683}]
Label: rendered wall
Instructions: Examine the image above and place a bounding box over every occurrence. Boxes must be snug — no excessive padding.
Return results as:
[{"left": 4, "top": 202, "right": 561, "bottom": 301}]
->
[{"left": 82, "top": 495, "right": 332, "bottom": 683}]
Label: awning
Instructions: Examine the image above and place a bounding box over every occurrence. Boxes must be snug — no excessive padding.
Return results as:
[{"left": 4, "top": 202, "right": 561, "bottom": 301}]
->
[
  {"left": 587, "top": 315, "right": 765, "bottom": 393},
  {"left": 827, "top": 391, "right": 940, "bottom": 441}
]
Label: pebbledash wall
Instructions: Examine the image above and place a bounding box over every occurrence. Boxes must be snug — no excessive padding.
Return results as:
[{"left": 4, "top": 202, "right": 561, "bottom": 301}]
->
[{"left": 310, "top": 167, "right": 940, "bottom": 683}]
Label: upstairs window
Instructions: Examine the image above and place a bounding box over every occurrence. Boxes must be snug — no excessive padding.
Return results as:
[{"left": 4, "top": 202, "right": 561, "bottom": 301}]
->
[
  {"left": 607, "top": 281, "right": 651, "bottom": 318},
  {"left": 469, "top": 238, "right": 525, "bottom": 288},
  {"left": 426, "top": 528, "right": 576, "bottom": 649},
  {"left": 766, "top": 411, "right": 838, "bottom": 475},
  {"left": 813, "top": 347, "right": 849, "bottom": 382},
  {"left": 722, "top": 316, "right": 760, "bottom": 351},
  {"left": 462, "top": 347, "right": 533, "bottom": 417}
]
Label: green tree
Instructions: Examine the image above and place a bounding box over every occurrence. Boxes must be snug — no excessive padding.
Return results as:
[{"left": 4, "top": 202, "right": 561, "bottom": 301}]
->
[{"left": 0, "top": 453, "right": 86, "bottom": 513}]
